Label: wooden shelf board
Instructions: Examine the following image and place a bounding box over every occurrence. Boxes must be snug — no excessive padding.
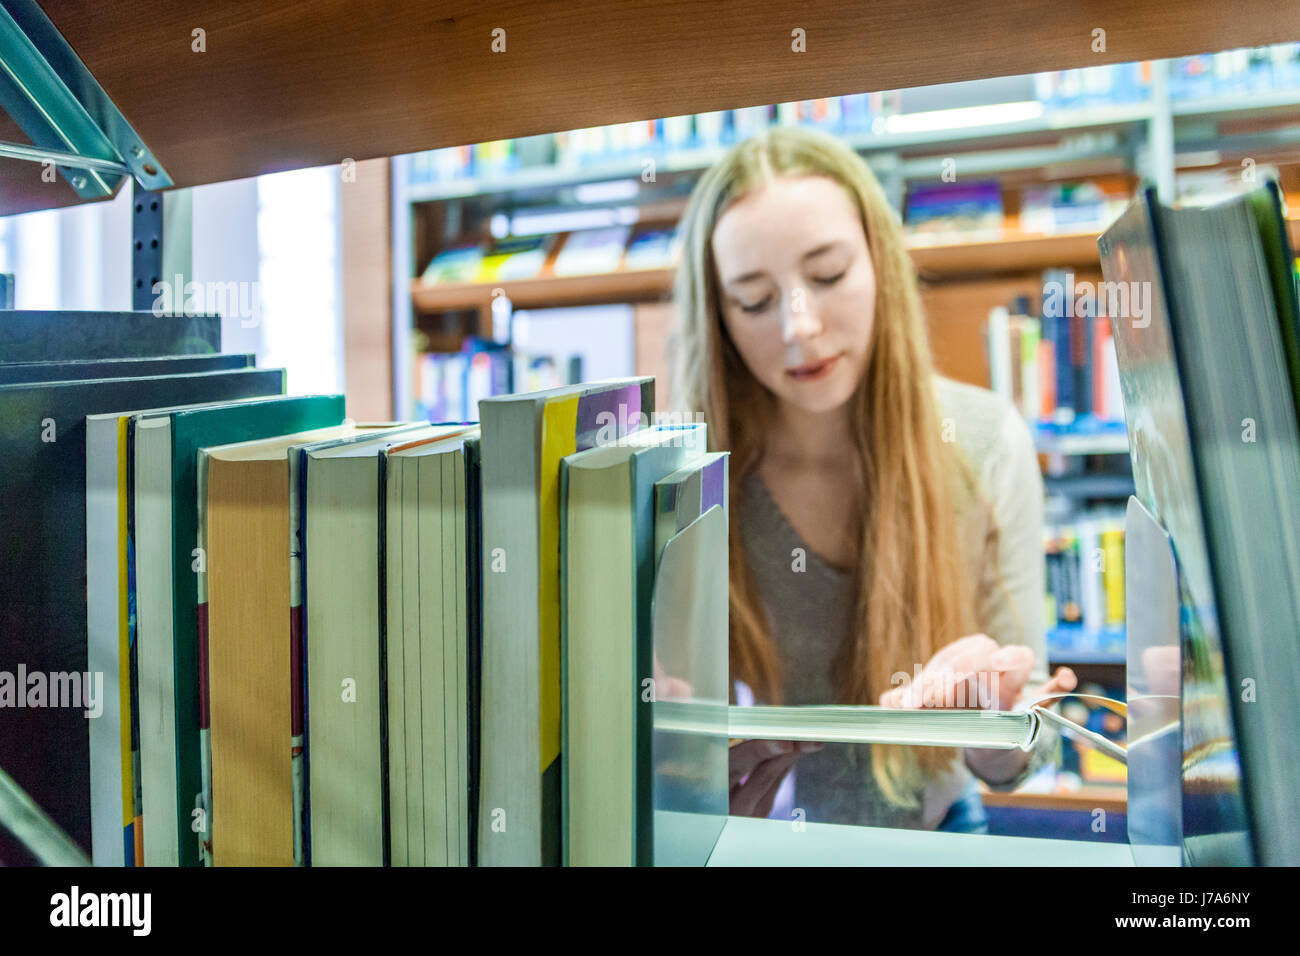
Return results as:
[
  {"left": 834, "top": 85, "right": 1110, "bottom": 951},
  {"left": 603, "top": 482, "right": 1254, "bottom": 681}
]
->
[
  {"left": 911, "top": 230, "right": 1102, "bottom": 276},
  {"left": 978, "top": 786, "right": 1127, "bottom": 814},
  {"left": 4, "top": 2, "right": 1293, "bottom": 217},
  {"left": 411, "top": 268, "right": 674, "bottom": 313},
  {"left": 408, "top": 213, "right": 1300, "bottom": 313},
  {"left": 410, "top": 229, "right": 1120, "bottom": 313}
]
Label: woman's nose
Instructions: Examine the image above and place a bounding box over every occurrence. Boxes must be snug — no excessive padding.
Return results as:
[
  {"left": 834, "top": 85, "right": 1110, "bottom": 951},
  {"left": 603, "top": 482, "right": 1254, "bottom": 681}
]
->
[{"left": 781, "top": 285, "right": 822, "bottom": 342}]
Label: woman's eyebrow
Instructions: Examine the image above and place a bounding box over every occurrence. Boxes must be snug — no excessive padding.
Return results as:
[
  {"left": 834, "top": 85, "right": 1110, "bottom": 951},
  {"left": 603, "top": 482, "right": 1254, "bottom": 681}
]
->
[
  {"left": 720, "top": 240, "right": 849, "bottom": 286},
  {"left": 722, "top": 268, "right": 769, "bottom": 286},
  {"left": 800, "top": 240, "right": 848, "bottom": 261}
]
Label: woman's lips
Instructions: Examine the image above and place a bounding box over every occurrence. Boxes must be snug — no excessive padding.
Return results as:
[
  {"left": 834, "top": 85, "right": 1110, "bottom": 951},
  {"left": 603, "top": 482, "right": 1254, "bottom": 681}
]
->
[{"left": 785, "top": 354, "right": 841, "bottom": 382}]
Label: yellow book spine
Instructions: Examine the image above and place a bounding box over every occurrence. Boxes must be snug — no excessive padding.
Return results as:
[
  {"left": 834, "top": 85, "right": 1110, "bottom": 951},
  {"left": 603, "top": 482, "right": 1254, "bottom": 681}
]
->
[{"left": 1101, "top": 527, "right": 1125, "bottom": 626}]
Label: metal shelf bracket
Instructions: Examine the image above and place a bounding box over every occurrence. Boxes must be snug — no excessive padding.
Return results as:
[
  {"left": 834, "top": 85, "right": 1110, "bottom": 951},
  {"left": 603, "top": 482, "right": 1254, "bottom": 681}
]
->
[{"left": 0, "top": 0, "right": 171, "bottom": 199}]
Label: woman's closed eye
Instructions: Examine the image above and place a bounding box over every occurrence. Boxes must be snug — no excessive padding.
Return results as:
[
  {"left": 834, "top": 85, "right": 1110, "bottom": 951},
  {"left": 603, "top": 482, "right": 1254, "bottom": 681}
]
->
[
  {"left": 811, "top": 269, "right": 847, "bottom": 286},
  {"left": 738, "top": 295, "right": 773, "bottom": 314}
]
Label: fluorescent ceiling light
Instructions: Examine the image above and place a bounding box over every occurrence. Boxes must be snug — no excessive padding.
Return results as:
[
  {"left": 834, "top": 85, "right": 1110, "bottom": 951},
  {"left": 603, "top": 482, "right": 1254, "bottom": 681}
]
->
[
  {"left": 1174, "top": 150, "right": 1222, "bottom": 167},
  {"left": 883, "top": 101, "right": 1044, "bottom": 135},
  {"left": 512, "top": 205, "right": 637, "bottom": 235},
  {"left": 574, "top": 179, "right": 640, "bottom": 203}
]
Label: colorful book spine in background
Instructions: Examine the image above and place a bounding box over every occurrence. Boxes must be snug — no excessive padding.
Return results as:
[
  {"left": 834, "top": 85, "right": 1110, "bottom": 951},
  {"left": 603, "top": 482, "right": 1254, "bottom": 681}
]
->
[
  {"left": 904, "top": 180, "right": 1004, "bottom": 241},
  {"left": 1019, "top": 314, "right": 1041, "bottom": 422},
  {"left": 1037, "top": 336, "right": 1057, "bottom": 420},
  {"left": 1044, "top": 517, "right": 1126, "bottom": 632},
  {"left": 1043, "top": 269, "right": 1076, "bottom": 422},
  {"left": 1071, "top": 289, "right": 1096, "bottom": 419},
  {"left": 1101, "top": 525, "right": 1126, "bottom": 626},
  {"left": 985, "top": 276, "right": 1124, "bottom": 426},
  {"left": 416, "top": 345, "right": 511, "bottom": 422},
  {"left": 986, "top": 306, "right": 1012, "bottom": 403}
]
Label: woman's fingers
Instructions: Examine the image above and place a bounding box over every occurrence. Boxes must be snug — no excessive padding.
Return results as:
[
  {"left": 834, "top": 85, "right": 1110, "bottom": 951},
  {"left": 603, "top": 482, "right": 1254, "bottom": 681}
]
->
[
  {"left": 750, "top": 762, "right": 798, "bottom": 819},
  {"left": 729, "top": 741, "right": 822, "bottom": 816},
  {"left": 892, "top": 640, "right": 1079, "bottom": 711},
  {"left": 990, "top": 644, "right": 1034, "bottom": 675},
  {"left": 730, "top": 751, "right": 800, "bottom": 817},
  {"left": 1041, "top": 666, "right": 1079, "bottom": 697},
  {"left": 924, "top": 633, "right": 995, "bottom": 671},
  {"left": 729, "top": 739, "right": 792, "bottom": 786}
]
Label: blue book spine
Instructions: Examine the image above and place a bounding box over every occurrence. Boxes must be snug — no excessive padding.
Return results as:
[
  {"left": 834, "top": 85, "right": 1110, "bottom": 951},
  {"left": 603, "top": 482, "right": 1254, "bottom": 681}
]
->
[
  {"left": 1073, "top": 299, "right": 1094, "bottom": 419},
  {"left": 1043, "top": 269, "right": 1074, "bottom": 419}
]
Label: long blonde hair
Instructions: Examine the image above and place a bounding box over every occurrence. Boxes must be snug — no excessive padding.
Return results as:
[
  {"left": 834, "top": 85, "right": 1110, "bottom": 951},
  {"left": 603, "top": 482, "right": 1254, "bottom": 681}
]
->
[{"left": 671, "top": 125, "right": 980, "bottom": 807}]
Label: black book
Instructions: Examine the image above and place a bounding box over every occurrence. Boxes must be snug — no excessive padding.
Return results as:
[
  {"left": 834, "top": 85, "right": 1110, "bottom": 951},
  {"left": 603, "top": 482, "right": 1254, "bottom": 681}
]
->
[
  {"left": 0, "top": 367, "right": 285, "bottom": 864},
  {"left": 1100, "top": 183, "right": 1300, "bottom": 865},
  {"left": 0, "top": 353, "right": 254, "bottom": 385},
  {"left": 0, "top": 311, "right": 221, "bottom": 363}
]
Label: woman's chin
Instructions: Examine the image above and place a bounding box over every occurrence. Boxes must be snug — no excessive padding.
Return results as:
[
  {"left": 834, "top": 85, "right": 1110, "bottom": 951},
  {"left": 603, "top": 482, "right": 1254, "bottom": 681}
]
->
[{"left": 774, "top": 382, "right": 857, "bottom": 416}]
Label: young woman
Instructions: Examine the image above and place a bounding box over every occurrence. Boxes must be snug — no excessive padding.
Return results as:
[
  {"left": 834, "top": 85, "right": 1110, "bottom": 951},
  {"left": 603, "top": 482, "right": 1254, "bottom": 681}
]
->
[{"left": 670, "top": 125, "right": 1077, "bottom": 833}]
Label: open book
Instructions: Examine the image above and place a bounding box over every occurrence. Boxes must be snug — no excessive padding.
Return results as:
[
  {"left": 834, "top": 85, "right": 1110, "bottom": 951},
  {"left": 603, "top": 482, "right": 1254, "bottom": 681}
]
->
[{"left": 654, "top": 693, "right": 1133, "bottom": 764}]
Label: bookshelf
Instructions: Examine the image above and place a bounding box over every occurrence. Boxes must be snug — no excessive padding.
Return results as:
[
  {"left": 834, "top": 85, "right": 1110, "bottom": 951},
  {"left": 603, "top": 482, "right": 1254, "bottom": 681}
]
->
[
  {"left": 395, "top": 81, "right": 1300, "bottom": 417},
  {"left": 403, "top": 232, "right": 1108, "bottom": 339},
  {"left": 5, "top": 2, "right": 1300, "bottom": 869},
  {"left": 389, "top": 60, "right": 1300, "bottom": 828},
  {"left": 410, "top": 268, "right": 674, "bottom": 337}
]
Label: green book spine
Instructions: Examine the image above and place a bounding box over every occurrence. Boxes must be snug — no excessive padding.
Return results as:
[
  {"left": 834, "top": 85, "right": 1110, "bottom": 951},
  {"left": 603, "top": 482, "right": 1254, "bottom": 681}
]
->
[
  {"left": 166, "top": 393, "right": 345, "bottom": 866},
  {"left": 1247, "top": 182, "right": 1300, "bottom": 428}
]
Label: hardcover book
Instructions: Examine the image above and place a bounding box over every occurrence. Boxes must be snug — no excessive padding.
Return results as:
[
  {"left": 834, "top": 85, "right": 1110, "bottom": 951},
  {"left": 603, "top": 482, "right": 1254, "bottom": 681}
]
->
[
  {"left": 0, "top": 367, "right": 284, "bottom": 864},
  {"left": 559, "top": 423, "right": 708, "bottom": 865},
  {"left": 381, "top": 427, "right": 482, "bottom": 866},
  {"left": 1099, "top": 182, "right": 1300, "bottom": 865},
  {"left": 132, "top": 394, "right": 344, "bottom": 866},
  {"left": 0, "top": 353, "right": 253, "bottom": 385},
  {"left": 0, "top": 311, "right": 221, "bottom": 363},
  {"left": 476, "top": 376, "right": 654, "bottom": 866}
]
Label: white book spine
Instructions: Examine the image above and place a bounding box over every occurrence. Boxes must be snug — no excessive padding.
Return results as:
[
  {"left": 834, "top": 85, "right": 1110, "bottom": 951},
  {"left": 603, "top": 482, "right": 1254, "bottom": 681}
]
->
[
  {"left": 85, "top": 417, "right": 124, "bottom": 867},
  {"left": 987, "top": 306, "right": 1013, "bottom": 403}
]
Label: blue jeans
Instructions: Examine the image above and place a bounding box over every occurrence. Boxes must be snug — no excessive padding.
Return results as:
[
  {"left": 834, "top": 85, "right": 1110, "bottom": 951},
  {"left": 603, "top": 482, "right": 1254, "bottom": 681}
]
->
[{"left": 936, "top": 778, "right": 989, "bottom": 834}]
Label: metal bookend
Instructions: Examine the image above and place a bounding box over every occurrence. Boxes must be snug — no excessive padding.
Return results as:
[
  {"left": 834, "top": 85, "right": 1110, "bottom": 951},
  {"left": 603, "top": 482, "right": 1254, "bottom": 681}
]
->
[{"left": 1125, "top": 494, "right": 1183, "bottom": 866}]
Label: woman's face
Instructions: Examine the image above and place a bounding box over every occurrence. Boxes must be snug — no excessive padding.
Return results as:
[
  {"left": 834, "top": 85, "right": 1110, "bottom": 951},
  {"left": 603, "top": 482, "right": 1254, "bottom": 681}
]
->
[{"left": 711, "top": 174, "right": 876, "bottom": 415}]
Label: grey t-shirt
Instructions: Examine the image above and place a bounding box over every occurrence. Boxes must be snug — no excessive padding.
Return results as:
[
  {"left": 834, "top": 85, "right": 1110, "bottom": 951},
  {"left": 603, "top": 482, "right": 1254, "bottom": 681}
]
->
[{"left": 735, "top": 375, "right": 1057, "bottom": 829}]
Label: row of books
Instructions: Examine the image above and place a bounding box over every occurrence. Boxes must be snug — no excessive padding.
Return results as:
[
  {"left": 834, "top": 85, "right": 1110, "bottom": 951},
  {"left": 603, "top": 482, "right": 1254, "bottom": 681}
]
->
[
  {"left": 905, "top": 170, "right": 1294, "bottom": 248},
  {"left": 408, "top": 44, "right": 1300, "bottom": 188},
  {"left": 0, "top": 319, "right": 730, "bottom": 867},
  {"left": 904, "top": 176, "right": 1132, "bottom": 244},
  {"left": 985, "top": 284, "right": 1125, "bottom": 428},
  {"left": 420, "top": 225, "right": 680, "bottom": 285},
  {"left": 1163, "top": 43, "right": 1300, "bottom": 100},
  {"left": 407, "top": 96, "right": 910, "bottom": 181},
  {"left": 1043, "top": 513, "right": 1126, "bottom": 633},
  {"left": 413, "top": 345, "right": 507, "bottom": 422},
  {"left": 412, "top": 346, "right": 571, "bottom": 422},
  {"left": 1031, "top": 45, "right": 1300, "bottom": 110}
]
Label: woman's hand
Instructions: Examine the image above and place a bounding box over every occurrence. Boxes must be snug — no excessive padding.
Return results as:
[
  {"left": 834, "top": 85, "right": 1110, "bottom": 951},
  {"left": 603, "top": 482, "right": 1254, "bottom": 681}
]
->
[
  {"left": 729, "top": 739, "right": 822, "bottom": 817},
  {"left": 876, "top": 633, "right": 1078, "bottom": 788},
  {"left": 877, "top": 633, "right": 1077, "bottom": 712}
]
